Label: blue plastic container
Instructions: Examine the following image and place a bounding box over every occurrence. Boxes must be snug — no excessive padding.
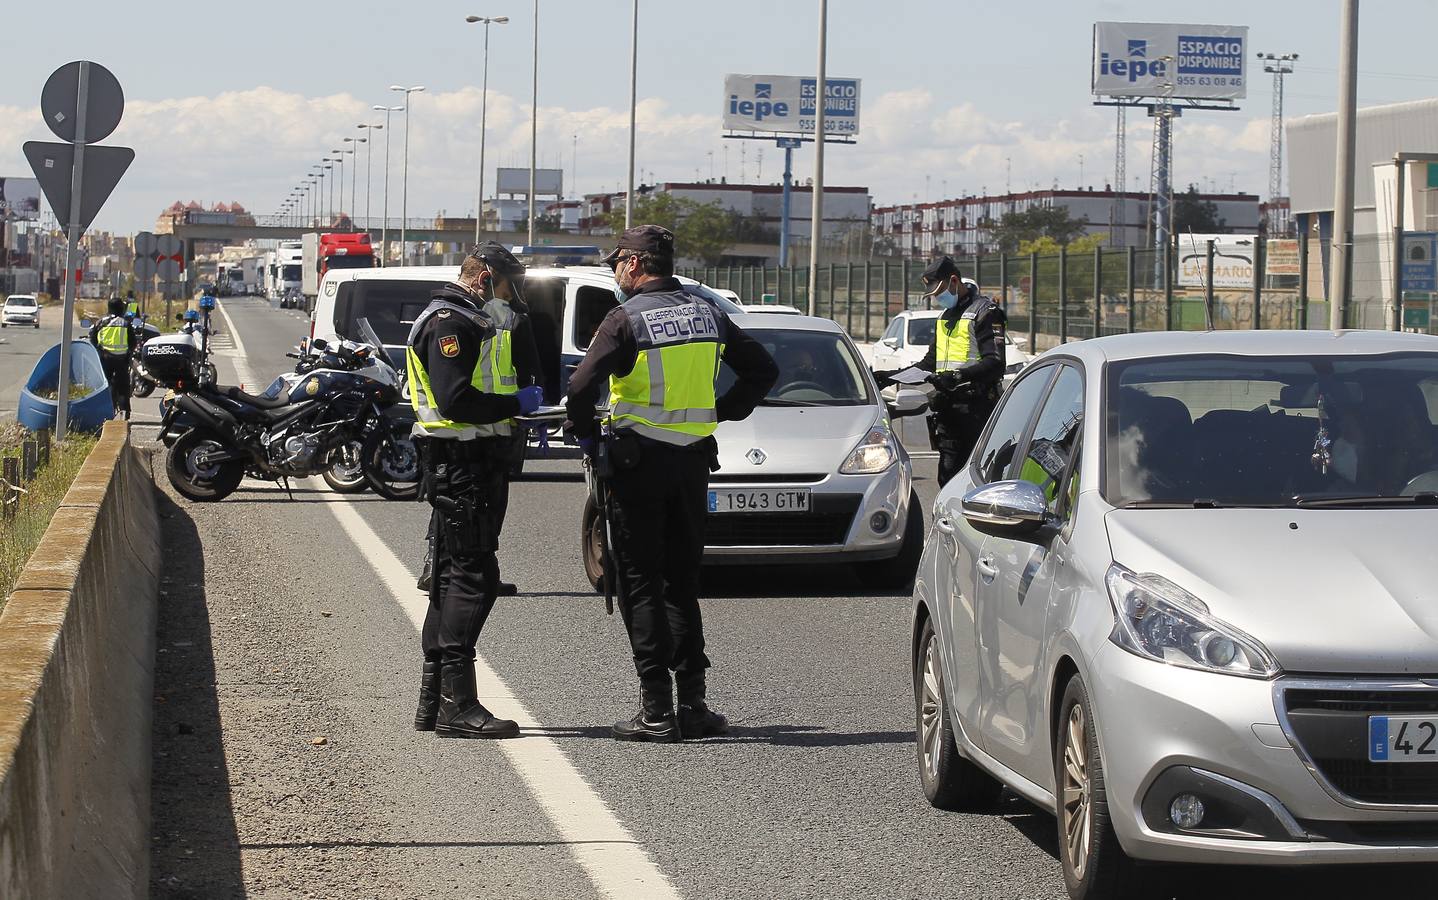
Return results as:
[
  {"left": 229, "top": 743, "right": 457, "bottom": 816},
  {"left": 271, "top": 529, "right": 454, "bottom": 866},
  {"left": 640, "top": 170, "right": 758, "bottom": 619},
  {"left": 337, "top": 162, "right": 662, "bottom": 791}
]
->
[{"left": 16, "top": 340, "right": 115, "bottom": 432}]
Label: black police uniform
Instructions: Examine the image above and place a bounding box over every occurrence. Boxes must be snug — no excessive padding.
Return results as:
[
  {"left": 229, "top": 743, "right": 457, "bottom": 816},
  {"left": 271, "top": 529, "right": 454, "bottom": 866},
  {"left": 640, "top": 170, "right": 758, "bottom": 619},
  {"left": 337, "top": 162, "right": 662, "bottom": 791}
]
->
[
  {"left": 409, "top": 282, "right": 525, "bottom": 739},
  {"left": 566, "top": 229, "right": 777, "bottom": 742},
  {"left": 913, "top": 285, "right": 1006, "bottom": 486},
  {"left": 89, "top": 309, "right": 137, "bottom": 418}
]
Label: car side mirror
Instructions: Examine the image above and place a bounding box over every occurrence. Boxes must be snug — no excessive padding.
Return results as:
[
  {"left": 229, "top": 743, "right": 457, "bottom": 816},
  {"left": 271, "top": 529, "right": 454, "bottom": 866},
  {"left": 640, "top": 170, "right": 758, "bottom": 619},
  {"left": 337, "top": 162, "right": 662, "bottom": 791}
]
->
[
  {"left": 961, "top": 480, "right": 1051, "bottom": 536},
  {"left": 880, "top": 337, "right": 900, "bottom": 349},
  {"left": 886, "top": 387, "right": 929, "bottom": 419}
]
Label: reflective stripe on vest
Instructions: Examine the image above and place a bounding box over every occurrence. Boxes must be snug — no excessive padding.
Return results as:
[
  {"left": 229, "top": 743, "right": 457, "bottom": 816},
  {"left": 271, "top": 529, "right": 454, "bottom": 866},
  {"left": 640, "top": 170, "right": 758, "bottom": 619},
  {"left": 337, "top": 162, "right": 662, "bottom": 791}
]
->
[
  {"left": 606, "top": 293, "right": 725, "bottom": 446},
  {"left": 934, "top": 313, "right": 976, "bottom": 372},
  {"left": 97, "top": 319, "right": 129, "bottom": 355},
  {"left": 475, "top": 299, "right": 519, "bottom": 437},
  {"left": 405, "top": 298, "right": 502, "bottom": 441}
]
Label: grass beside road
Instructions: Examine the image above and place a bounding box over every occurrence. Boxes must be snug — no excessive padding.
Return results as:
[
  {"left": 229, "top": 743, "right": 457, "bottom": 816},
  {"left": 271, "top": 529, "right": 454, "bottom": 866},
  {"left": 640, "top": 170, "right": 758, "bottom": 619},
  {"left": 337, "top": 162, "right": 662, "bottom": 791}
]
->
[{"left": 0, "top": 424, "right": 97, "bottom": 605}]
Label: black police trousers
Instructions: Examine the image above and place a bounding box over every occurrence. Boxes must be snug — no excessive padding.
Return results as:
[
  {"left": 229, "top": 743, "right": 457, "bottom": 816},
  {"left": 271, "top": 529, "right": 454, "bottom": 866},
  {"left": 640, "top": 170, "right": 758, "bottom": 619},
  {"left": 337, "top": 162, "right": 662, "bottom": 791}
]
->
[
  {"left": 934, "top": 401, "right": 996, "bottom": 488},
  {"left": 101, "top": 356, "right": 131, "bottom": 417},
  {"left": 608, "top": 439, "right": 711, "bottom": 694},
  {"left": 421, "top": 447, "right": 505, "bottom": 666}
]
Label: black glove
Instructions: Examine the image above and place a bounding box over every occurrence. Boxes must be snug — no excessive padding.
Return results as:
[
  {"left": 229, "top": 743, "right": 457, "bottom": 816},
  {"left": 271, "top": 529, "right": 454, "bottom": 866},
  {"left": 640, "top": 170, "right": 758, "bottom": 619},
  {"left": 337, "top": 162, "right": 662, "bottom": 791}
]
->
[{"left": 926, "top": 371, "right": 962, "bottom": 393}]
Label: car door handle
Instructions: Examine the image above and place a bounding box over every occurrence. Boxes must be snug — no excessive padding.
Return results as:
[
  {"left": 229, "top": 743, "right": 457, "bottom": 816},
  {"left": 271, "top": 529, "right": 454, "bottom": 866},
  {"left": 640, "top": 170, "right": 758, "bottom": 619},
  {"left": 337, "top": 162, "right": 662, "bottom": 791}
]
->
[
  {"left": 977, "top": 555, "right": 998, "bottom": 580},
  {"left": 935, "top": 516, "right": 956, "bottom": 535}
]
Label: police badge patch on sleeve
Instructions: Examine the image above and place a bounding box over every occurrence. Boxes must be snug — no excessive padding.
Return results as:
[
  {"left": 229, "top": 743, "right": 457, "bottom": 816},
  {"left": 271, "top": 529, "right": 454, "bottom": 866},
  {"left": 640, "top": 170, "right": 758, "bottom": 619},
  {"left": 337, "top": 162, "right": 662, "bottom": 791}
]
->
[{"left": 438, "top": 335, "right": 460, "bottom": 357}]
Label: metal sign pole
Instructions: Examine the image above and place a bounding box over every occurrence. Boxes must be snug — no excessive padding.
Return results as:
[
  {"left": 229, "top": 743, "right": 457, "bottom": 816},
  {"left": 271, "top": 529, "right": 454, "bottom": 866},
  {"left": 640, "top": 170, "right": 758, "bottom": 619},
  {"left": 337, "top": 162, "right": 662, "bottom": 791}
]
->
[
  {"left": 806, "top": 0, "right": 828, "bottom": 316},
  {"left": 780, "top": 140, "right": 795, "bottom": 267},
  {"left": 55, "top": 62, "right": 91, "bottom": 441}
]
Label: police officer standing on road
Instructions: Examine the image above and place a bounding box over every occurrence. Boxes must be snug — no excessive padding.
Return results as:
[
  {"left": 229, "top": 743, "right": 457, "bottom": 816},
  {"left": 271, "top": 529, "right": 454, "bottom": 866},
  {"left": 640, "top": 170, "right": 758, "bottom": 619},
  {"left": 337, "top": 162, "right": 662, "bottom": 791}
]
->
[
  {"left": 895, "top": 257, "right": 1006, "bottom": 487},
  {"left": 566, "top": 225, "right": 778, "bottom": 743},
  {"left": 89, "top": 297, "right": 137, "bottom": 419},
  {"left": 407, "top": 248, "right": 545, "bottom": 739},
  {"left": 416, "top": 242, "right": 541, "bottom": 597}
]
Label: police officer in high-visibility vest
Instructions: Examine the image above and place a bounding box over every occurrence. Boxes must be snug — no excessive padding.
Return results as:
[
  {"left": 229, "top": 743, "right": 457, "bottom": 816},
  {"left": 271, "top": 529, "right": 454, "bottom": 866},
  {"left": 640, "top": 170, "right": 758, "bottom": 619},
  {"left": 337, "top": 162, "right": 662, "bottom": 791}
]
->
[
  {"left": 407, "top": 248, "right": 545, "bottom": 739},
  {"left": 566, "top": 225, "right": 778, "bottom": 742},
  {"left": 89, "top": 297, "right": 137, "bottom": 419},
  {"left": 416, "top": 242, "right": 540, "bottom": 597},
  {"left": 908, "top": 256, "right": 1006, "bottom": 487}
]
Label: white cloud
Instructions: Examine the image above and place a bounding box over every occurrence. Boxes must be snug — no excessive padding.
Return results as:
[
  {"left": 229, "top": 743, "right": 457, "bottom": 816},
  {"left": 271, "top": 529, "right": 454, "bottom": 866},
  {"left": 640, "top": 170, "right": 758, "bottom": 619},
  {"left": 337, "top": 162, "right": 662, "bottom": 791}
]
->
[{"left": 0, "top": 84, "right": 1273, "bottom": 233}]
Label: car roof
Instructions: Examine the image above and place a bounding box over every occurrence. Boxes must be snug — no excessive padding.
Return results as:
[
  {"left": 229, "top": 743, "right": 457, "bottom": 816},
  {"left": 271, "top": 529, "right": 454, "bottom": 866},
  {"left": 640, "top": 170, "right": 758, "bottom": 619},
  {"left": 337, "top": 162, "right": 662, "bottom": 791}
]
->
[
  {"left": 5, "top": 295, "right": 37, "bottom": 301},
  {"left": 896, "top": 309, "right": 939, "bottom": 320},
  {"left": 323, "top": 264, "right": 613, "bottom": 283},
  {"left": 728, "top": 312, "right": 845, "bottom": 334},
  {"left": 1048, "top": 329, "right": 1438, "bottom": 367}
]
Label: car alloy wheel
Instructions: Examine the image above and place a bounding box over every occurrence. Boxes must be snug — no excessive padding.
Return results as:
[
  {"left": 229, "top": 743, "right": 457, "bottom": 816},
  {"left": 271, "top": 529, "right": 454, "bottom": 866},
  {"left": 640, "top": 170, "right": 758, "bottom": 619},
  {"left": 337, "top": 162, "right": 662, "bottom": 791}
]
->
[
  {"left": 1060, "top": 702, "right": 1092, "bottom": 880},
  {"left": 913, "top": 617, "right": 1001, "bottom": 810},
  {"left": 920, "top": 638, "right": 945, "bottom": 780}
]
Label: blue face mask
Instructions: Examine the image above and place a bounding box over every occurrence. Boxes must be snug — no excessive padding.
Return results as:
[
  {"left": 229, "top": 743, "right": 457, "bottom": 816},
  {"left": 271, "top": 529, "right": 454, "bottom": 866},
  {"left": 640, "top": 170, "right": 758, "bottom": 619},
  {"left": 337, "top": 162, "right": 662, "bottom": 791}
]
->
[
  {"left": 613, "top": 283, "right": 628, "bottom": 304},
  {"left": 935, "top": 290, "right": 958, "bottom": 310}
]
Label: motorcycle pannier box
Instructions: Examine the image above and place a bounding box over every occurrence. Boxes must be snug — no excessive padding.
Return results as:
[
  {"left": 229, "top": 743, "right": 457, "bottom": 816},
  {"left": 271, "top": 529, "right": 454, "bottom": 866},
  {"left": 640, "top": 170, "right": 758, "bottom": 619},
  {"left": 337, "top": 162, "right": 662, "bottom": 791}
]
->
[{"left": 140, "top": 334, "right": 201, "bottom": 387}]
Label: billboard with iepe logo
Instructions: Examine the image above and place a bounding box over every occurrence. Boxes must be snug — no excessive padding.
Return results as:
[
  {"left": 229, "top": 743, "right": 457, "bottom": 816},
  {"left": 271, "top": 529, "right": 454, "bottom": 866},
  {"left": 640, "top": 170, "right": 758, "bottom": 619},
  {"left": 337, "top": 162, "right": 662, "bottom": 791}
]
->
[
  {"left": 722, "top": 75, "right": 861, "bottom": 138},
  {"left": 1092, "top": 22, "right": 1248, "bottom": 101},
  {"left": 0, "top": 176, "right": 41, "bottom": 222}
]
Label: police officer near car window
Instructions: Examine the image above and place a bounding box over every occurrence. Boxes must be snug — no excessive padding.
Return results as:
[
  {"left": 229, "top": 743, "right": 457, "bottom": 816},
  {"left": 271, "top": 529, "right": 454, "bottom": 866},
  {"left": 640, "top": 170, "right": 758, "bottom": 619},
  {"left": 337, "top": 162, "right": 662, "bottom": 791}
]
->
[
  {"left": 565, "top": 225, "right": 778, "bottom": 743},
  {"left": 407, "top": 247, "right": 545, "bottom": 739},
  {"left": 89, "top": 296, "right": 137, "bottom": 419},
  {"left": 416, "top": 242, "right": 541, "bottom": 598},
  {"left": 891, "top": 256, "right": 1006, "bottom": 487}
]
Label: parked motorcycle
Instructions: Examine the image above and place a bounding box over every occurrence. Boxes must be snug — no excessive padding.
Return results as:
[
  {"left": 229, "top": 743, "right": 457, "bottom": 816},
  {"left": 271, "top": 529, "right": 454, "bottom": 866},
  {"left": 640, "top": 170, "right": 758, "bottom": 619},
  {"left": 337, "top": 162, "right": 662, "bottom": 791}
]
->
[
  {"left": 129, "top": 316, "right": 163, "bottom": 398},
  {"left": 152, "top": 318, "right": 418, "bottom": 502}
]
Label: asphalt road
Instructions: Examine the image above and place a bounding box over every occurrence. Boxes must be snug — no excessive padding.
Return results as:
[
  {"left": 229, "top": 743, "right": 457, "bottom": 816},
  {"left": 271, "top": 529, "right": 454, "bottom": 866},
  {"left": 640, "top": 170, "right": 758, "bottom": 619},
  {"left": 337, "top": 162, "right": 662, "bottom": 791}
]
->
[
  {"left": 0, "top": 302, "right": 67, "bottom": 419},
  {"left": 148, "top": 297, "right": 1437, "bottom": 899}
]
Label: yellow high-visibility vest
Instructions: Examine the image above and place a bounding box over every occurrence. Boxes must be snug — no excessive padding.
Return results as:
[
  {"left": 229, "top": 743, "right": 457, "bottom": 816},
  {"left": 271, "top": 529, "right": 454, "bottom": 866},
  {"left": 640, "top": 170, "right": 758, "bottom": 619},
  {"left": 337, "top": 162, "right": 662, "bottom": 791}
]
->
[{"left": 607, "top": 292, "right": 725, "bottom": 446}]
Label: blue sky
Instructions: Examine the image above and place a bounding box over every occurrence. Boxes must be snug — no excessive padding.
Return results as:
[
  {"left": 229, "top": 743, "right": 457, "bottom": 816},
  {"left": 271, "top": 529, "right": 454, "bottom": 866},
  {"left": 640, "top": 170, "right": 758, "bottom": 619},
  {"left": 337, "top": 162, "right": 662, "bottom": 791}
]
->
[{"left": 4, "top": 0, "right": 1436, "bottom": 233}]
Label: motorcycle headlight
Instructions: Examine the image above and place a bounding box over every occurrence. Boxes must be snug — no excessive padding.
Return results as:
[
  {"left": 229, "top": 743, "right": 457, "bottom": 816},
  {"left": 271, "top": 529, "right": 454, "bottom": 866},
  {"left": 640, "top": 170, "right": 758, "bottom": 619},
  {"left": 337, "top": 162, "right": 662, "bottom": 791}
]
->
[
  {"left": 839, "top": 424, "right": 897, "bottom": 475},
  {"left": 1105, "top": 564, "right": 1279, "bottom": 679}
]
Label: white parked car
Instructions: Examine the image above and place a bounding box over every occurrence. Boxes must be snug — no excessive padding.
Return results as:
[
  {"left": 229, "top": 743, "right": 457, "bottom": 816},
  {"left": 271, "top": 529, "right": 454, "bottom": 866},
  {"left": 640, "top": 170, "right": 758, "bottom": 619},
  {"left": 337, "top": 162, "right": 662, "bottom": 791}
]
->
[
  {"left": 2, "top": 294, "right": 40, "bottom": 328},
  {"left": 865, "top": 307, "right": 1032, "bottom": 380},
  {"left": 741, "top": 303, "right": 804, "bottom": 315},
  {"left": 581, "top": 312, "right": 929, "bottom": 588}
]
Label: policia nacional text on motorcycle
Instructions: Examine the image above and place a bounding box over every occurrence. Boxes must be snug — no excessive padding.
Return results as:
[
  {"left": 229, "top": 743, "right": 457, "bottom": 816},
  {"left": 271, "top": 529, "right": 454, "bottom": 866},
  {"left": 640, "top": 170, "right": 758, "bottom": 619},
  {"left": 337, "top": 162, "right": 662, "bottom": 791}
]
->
[
  {"left": 417, "top": 242, "right": 541, "bottom": 598},
  {"left": 89, "top": 297, "right": 138, "bottom": 419},
  {"left": 407, "top": 249, "right": 545, "bottom": 739},
  {"left": 565, "top": 225, "right": 778, "bottom": 743},
  {"left": 881, "top": 256, "right": 1006, "bottom": 487}
]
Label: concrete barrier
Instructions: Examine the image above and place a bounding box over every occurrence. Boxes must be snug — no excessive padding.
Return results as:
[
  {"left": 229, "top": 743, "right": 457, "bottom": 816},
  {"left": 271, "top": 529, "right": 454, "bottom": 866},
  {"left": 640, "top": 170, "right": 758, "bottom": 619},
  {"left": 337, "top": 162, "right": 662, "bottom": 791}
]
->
[{"left": 0, "top": 421, "right": 161, "bottom": 899}]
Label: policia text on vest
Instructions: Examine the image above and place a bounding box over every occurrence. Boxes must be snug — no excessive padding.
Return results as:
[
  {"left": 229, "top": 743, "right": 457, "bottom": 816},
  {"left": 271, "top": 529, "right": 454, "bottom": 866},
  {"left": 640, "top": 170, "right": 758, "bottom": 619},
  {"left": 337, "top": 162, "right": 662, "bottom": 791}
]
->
[
  {"left": 405, "top": 260, "right": 544, "bottom": 741},
  {"left": 566, "top": 225, "right": 778, "bottom": 743}
]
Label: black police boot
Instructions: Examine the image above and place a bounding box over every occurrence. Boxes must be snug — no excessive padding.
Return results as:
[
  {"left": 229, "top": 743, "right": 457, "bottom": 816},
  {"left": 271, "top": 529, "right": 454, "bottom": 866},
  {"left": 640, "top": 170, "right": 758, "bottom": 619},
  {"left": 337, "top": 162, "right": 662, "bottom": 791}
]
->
[
  {"left": 414, "top": 660, "right": 441, "bottom": 732},
  {"left": 416, "top": 544, "right": 433, "bottom": 592},
  {"left": 677, "top": 674, "right": 729, "bottom": 739},
  {"left": 436, "top": 661, "right": 519, "bottom": 739},
  {"left": 611, "top": 679, "right": 679, "bottom": 743}
]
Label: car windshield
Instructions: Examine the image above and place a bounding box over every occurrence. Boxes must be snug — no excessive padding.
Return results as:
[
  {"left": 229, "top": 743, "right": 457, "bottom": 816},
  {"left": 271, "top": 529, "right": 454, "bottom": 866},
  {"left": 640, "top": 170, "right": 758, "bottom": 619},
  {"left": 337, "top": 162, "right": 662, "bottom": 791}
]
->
[
  {"left": 281, "top": 264, "right": 302, "bottom": 280},
  {"left": 1105, "top": 353, "right": 1438, "bottom": 507},
  {"left": 907, "top": 317, "right": 936, "bottom": 346},
  {"left": 7, "top": 297, "right": 35, "bottom": 307},
  {"left": 717, "top": 328, "right": 871, "bottom": 407}
]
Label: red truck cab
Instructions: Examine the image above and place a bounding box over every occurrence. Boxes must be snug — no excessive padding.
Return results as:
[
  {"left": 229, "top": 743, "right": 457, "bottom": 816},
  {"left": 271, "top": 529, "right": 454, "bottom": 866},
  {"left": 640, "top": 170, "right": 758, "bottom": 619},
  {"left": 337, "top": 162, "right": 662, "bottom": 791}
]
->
[{"left": 319, "top": 232, "right": 375, "bottom": 277}]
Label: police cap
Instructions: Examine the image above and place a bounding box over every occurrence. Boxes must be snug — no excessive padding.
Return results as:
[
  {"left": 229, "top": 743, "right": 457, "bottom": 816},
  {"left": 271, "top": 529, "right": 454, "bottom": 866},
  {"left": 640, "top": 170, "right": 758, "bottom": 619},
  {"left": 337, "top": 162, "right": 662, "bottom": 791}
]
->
[
  {"left": 602, "top": 224, "right": 676, "bottom": 268},
  {"left": 470, "top": 240, "right": 526, "bottom": 277},
  {"left": 920, "top": 256, "right": 962, "bottom": 295}
]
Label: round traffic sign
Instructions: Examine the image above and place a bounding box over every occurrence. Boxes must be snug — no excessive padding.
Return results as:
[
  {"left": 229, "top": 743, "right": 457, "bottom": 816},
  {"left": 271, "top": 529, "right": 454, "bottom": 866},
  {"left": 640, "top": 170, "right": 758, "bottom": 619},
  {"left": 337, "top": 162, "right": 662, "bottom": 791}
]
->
[{"left": 41, "top": 61, "right": 125, "bottom": 144}]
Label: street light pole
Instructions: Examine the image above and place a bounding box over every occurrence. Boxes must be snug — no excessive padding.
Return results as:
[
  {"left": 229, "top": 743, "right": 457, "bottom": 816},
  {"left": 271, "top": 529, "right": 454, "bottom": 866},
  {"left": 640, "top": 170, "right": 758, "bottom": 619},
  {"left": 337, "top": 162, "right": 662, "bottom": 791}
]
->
[
  {"left": 528, "top": 0, "right": 540, "bottom": 245},
  {"left": 807, "top": 0, "right": 828, "bottom": 316},
  {"left": 626, "top": 0, "right": 638, "bottom": 229},
  {"left": 391, "top": 85, "right": 426, "bottom": 265},
  {"left": 374, "top": 105, "right": 403, "bottom": 266},
  {"left": 331, "top": 151, "right": 347, "bottom": 227},
  {"left": 344, "top": 137, "right": 364, "bottom": 232},
  {"left": 466, "top": 15, "right": 510, "bottom": 245},
  {"left": 1330, "top": 0, "right": 1359, "bottom": 330},
  {"left": 359, "top": 123, "right": 382, "bottom": 232}
]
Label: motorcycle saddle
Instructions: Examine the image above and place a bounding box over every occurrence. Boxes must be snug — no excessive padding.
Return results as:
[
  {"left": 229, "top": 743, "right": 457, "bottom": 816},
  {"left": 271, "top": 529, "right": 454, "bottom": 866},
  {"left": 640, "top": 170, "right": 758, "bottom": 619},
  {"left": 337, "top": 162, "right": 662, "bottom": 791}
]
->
[{"left": 222, "top": 385, "right": 291, "bottom": 410}]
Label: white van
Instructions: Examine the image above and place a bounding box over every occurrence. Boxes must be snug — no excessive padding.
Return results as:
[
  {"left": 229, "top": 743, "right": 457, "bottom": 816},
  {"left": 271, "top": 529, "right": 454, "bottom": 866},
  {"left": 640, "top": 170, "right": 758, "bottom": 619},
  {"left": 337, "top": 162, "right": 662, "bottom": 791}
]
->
[{"left": 310, "top": 264, "right": 742, "bottom": 405}]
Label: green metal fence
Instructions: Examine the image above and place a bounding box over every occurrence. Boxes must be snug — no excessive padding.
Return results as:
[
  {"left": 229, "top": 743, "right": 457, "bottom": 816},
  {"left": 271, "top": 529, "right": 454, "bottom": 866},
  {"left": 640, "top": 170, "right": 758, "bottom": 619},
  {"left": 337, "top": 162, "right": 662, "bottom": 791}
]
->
[{"left": 679, "top": 233, "right": 1344, "bottom": 349}]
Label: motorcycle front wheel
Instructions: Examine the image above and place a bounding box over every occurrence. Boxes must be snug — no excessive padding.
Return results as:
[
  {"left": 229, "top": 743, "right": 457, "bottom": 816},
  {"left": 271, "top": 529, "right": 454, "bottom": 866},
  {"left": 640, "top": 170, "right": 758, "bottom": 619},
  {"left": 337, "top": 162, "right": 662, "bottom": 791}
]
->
[
  {"left": 322, "top": 440, "right": 370, "bottom": 494},
  {"left": 131, "top": 367, "right": 156, "bottom": 399},
  {"left": 363, "top": 427, "right": 420, "bottom": 501},
  {"left": 166, "top": 428, "right": 245, "bottom": 502}
]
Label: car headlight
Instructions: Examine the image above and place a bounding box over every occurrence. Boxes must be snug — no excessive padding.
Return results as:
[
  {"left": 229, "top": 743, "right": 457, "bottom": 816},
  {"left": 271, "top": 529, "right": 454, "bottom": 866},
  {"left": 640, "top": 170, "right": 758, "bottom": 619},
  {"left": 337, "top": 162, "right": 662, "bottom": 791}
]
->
[
  {"left": 839, "top": 424, "right": 897, "bottom": 475},
  {"left": 1105, "top": 564, "right": 1279, "bottom": 679}
]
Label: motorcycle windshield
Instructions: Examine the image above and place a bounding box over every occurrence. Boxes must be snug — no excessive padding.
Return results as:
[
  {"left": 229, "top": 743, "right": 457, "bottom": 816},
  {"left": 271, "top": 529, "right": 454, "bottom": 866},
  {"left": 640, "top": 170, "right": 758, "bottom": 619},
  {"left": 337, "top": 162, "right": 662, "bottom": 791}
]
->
[{"left": 354, "top": 316, "right": 396, "bottom": 369}]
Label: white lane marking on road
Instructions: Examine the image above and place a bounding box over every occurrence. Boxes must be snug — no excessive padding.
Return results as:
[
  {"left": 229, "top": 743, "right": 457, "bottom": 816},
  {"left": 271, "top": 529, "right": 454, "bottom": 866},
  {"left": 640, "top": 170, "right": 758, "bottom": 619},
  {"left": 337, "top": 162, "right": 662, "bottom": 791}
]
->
[
  {"left": 320, "top": 487, "right": 682, "bottom": 900},
  {"left": 214, "top": 299, "right": 258, "bottom": 388}
]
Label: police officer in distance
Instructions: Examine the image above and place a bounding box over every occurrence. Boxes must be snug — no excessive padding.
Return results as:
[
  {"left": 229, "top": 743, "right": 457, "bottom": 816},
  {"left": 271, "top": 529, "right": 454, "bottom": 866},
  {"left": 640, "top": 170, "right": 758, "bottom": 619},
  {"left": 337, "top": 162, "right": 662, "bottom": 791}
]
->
[
  {"left": 89, "top": 297, "right": 137, "bottom": 419},
  {"left": 566, "top": 225, "right": 778, "bottom": 743},
  {"left": 407, "top": 249, "right": 545, "bottom": 739},
  {"left": 416, "top": 242, "right": 541, "bottom": 597},
  {"left": 902, "top": 256, "right": 1006, "bottom": 487}
]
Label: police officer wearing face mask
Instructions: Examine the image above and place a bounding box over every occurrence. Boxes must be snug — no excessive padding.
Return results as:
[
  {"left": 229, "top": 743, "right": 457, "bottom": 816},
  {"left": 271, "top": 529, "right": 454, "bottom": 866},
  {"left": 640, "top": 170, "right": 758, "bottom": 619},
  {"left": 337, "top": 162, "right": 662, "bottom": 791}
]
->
[
  {"left": 565, "top": 225, "right": 778, "bottom": 743},
  {"left": 417, "top": 242, "right": 541, "bottom": 597},
  {"left": 907, "top": 256, "right": 1006, "bottom": 487},
  {"left": 407, "top": 246, "right": 545, "bottom": 739}
]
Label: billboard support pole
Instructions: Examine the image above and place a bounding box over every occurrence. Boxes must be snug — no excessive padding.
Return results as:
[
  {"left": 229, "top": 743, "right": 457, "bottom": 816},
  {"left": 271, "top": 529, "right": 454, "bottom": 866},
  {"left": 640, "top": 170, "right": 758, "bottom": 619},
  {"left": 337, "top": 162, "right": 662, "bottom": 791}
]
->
[
  {"left": 780, "top": 141, "right": 794, "bottom": 267},
  {"left": 1329, "top": 0, "right": 1359, "bottom": 330},
  {"left": 806, "top": 0, "right": 827, "bottom": 317},
  {"left": 1391, "top": 157, "right": 1405, "bottom": 331},
  {"left": 55, "top": 62, "right": 91, "bottom": 442}
]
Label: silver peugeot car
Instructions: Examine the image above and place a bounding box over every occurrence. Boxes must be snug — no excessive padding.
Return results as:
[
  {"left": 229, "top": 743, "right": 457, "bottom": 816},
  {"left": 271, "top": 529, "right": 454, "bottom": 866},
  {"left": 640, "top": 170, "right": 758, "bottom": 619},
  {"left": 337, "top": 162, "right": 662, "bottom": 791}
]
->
[
  {"left": 912, "top": 329, "right": 1438, "bottom": 898},
  {"left": 583, "top": 312, "right": 929, "bottom": 590}
]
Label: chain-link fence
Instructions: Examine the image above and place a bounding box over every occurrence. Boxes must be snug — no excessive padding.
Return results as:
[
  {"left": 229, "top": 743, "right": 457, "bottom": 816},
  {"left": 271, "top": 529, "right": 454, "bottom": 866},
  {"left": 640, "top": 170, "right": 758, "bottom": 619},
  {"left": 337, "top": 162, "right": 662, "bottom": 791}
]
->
[{"left": 680, "top": 232, "right": 1417, "bottom": 347}]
